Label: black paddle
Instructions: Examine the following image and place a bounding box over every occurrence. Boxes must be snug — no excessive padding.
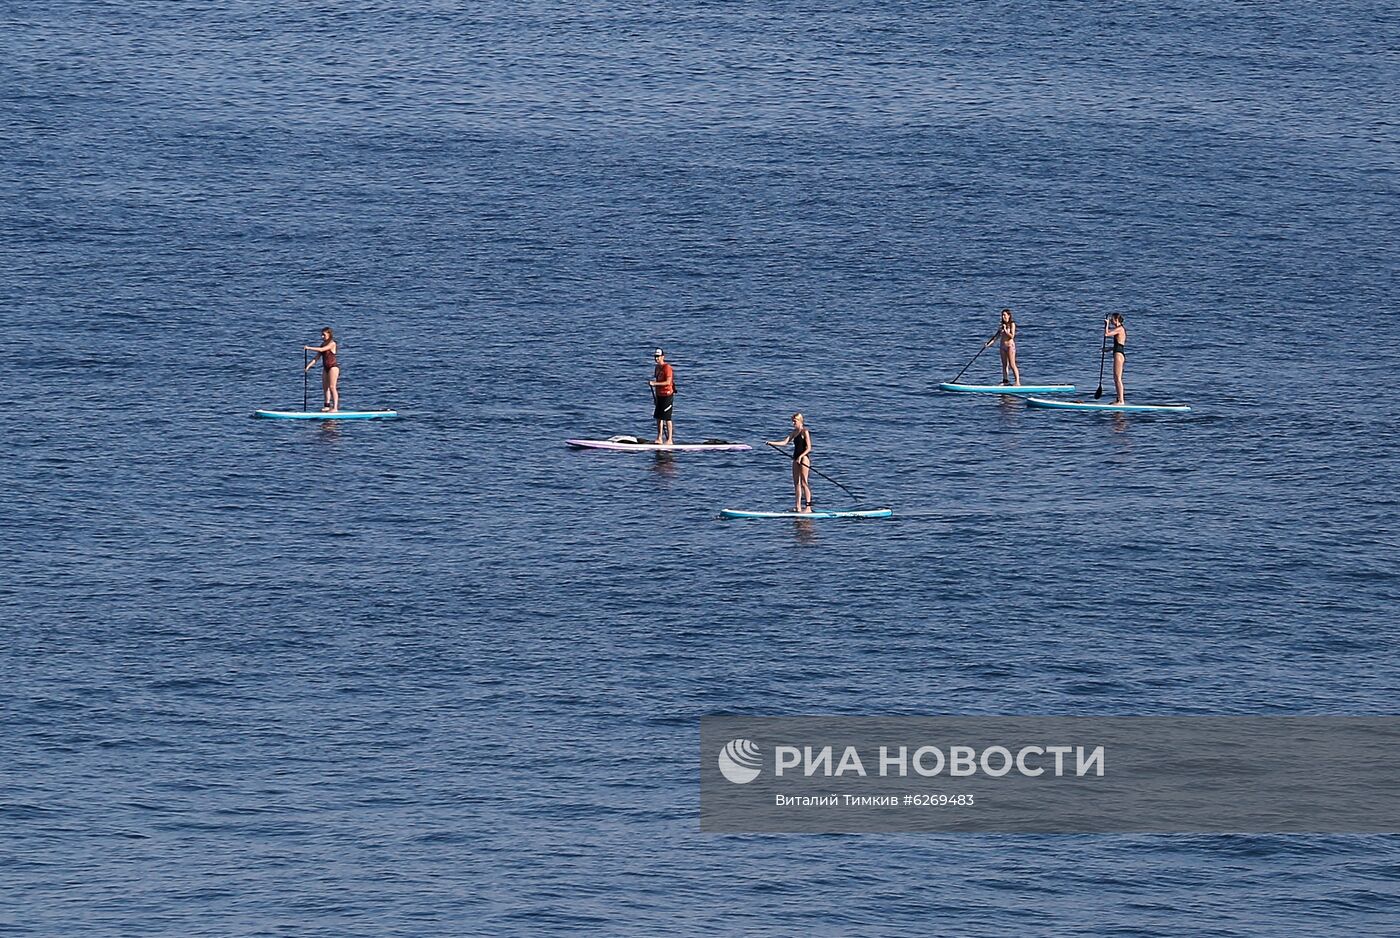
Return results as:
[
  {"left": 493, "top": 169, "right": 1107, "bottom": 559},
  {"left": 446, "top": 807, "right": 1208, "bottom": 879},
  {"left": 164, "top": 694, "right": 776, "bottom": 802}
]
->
[
  {"left": 765, "top": 442, "right": 861, "bottom": 502},
  {"left": 1094, "top": 332, "right": 1109, "bottom": 400},
  {"left": 303, "top": 348, "right": 309, "bottom": 411},
  {"left": 948, "top": 331, "right": 1000, "bottom": 385},
  {"left": 648, "top": 382, "right": 658, "bottom": 441}
]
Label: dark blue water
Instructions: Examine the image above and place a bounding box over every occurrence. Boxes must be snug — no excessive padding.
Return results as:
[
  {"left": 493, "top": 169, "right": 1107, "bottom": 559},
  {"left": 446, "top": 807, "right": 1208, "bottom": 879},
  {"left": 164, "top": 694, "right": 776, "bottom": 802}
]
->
[{"left": 4, "top": 1, "right": 1398, "bottom": 934}]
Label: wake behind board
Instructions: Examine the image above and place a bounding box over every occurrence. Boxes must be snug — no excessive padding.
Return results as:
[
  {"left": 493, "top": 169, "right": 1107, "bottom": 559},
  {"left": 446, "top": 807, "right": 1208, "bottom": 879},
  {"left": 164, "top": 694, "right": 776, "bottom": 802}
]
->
[
  {"left": 255, "top": 410, "right": 399, "bottom": 420},
  {"left": 720, "top": 507, "right": 893, "bottom": 520},
  {"left": 1024, "top": 398, "right": 1191, "bottom": 414},
  {"left": 567, "top": 436, "right": 750, "bottom": 452},
  {"left": 940, "top": 383, "right": 1075, "bottom": 395}
]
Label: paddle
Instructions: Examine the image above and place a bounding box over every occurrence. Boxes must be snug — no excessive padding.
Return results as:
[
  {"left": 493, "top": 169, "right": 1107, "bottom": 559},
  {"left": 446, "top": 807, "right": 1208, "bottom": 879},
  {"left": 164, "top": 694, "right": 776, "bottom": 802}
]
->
[
  {"left": 948, "top": 331, "right": 1000, "bottom": 385},
  {"left": 647, "top": 381, "right": 658, "bottom": 441},
  {"left": 1094, "top": 332, "right": 1109, "bottom": 400},
  {"left": 303, "top": 348, "right": 309, "bottom": 411},
  {"left": 766, "top": 441, "right": 861, "bottom": 502}
]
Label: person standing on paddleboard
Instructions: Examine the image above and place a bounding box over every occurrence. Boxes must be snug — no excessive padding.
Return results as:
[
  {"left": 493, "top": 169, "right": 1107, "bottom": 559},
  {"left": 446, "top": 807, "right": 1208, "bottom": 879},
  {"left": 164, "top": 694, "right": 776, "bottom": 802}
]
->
[
  {"left": 649, "top": 348, "right": 675, "bottom": 445},
  {"left": 1104, "top": 313, "right": 1127, "bottom": 404},
  {"left": 997, "top": 308, "right": 1021, "bottom": 386},
  {"left": 768, "top": 413, "right": 813, "bottom": 513},
  {"left": 304, "top": 327, "right": 340, "bottom": 412}
]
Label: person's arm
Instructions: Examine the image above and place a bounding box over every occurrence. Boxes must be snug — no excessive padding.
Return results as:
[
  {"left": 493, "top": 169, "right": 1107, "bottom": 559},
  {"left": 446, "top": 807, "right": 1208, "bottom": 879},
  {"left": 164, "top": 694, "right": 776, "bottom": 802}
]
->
[{"left": 767, "top": 431, "right": 795, "bottom": 447}]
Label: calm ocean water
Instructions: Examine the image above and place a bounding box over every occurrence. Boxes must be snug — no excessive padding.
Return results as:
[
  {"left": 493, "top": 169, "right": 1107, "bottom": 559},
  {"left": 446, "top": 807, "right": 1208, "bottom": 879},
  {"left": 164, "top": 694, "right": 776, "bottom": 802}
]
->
[{"left": 3, "top": 1, "right": 1398, "bottom": 934}]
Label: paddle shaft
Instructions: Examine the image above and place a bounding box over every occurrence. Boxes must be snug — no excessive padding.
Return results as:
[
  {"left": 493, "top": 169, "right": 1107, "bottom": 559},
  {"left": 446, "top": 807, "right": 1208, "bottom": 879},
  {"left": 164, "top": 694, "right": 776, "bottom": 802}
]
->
[
  {"left": 766, "top": 442, "right": 860, "bottom": 501},
  {"left": 303, "top": 349, "right": 309, "bottom": 411},
  {"left": 1094, "top": 335, "right": 1109, "bottom": 399},
  {"left": 949, "top": 331, "right": 1000, "bottom": 384}
]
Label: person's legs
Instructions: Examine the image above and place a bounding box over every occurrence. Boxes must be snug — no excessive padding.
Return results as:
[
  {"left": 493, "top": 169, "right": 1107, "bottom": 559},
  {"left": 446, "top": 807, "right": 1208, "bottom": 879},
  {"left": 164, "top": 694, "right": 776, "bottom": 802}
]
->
[
  {"left": 1000, "top": 346, "right": 1010, "bottom": 384},
  {"left": 328, "top": 367, "right": 340, "bottom": 411},
  {"left": 797, "top": 460, "right": 812, "bottom": 511},
  {"left": 1112, "top": 353, "right": 1125, "bottom": 404},
  {"left": 1008, "top": 345, "right": 1021, "bottom": 385},
  {"left": 654, "top": 396, "right": 672, "bottom": 443},
  {"left": 321, "top": 371, "right": 331, "bottom": 410}
]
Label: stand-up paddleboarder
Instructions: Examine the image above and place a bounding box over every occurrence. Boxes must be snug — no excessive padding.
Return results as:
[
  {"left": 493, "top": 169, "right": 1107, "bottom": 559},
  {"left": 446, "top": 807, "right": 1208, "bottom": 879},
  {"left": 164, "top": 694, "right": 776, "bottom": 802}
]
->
[
  {"left": 768, "top": 413, "right": 813, "bottom": 513},
  {"left": 997, "top": 308, "right": 1021, "bottom": 386},
  {"left": 1104, "top": 314, "right": 1127, "bottom": 404},
  {"left": 304, "top": 327, "right": 340, "bottom": 412},
  {"left": 649, "top": 348, "right": 675, "bottom": 444}
]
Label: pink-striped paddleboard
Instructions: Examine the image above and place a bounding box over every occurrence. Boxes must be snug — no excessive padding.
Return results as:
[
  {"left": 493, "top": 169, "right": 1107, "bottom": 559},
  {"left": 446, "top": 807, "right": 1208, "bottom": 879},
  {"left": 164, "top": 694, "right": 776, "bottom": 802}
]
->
[{"left": 566, "top": 437, "right": 751, "bottom": 452}]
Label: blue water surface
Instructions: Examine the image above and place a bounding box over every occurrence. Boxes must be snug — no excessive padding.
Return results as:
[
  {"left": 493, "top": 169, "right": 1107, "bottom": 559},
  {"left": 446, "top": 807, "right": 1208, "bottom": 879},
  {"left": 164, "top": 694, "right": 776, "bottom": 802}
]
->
[{"left": 2, "top": 1, "right": 1398, "bottom": 935}]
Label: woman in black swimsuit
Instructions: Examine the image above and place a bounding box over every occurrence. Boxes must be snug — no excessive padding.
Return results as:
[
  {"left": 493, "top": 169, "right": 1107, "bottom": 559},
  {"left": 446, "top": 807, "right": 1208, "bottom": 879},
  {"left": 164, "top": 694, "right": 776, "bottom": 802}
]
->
[
  {"left": 768, "top": 413, "right": 813, "bottom": 513},
  {"left": 1104, "top": 314, "right": 1127, "bottom": 405}
]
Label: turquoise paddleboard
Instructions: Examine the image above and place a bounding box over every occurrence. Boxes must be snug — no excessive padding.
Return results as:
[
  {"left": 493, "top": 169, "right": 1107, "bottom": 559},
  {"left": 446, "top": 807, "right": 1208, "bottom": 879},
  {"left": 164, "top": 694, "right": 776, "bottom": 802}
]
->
[
  {"left": 720, "top": 508, "right": 893, "bottom": 520},
  {"left": 940, "top": 383, "right": 1075, "bottom": 394},
  {"left": 1024, "top": 398, "right": 1191, "bottom": 413},
  {"left": 254, "top": 410, "right": 399, "bottom": 420}
]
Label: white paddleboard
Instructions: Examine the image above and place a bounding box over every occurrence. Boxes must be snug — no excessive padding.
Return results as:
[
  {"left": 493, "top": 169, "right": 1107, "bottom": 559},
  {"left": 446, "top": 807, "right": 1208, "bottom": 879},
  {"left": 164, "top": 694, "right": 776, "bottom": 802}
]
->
[
  {"left": 1024, "top": 398, "right": 1191, "bottom": 413},
  {"left": 255, "top": 410, "right": 399, "bottom": 420},
  {"left": 567, "top": 437, "right": 750, "bottom": 452},
  {"left": 940, "top": 383, "right": 1075, "bottom": 395},
  {"left": 720, "top": 507, "right": 893, "bottom": 520}
]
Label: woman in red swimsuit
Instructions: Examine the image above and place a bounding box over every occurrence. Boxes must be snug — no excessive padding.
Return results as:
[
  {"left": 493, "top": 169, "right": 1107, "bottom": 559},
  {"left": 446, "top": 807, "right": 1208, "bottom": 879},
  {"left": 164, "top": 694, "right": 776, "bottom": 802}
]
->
[{"left": 303, "top": 327, "right": 340, "bottom": 412}]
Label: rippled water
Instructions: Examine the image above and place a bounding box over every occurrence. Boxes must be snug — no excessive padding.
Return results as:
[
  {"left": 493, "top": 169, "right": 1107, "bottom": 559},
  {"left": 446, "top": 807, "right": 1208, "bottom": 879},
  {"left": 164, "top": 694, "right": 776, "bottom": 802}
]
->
[{"left": 3, "top": 1, "right": 1398, "bottom": 935}]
